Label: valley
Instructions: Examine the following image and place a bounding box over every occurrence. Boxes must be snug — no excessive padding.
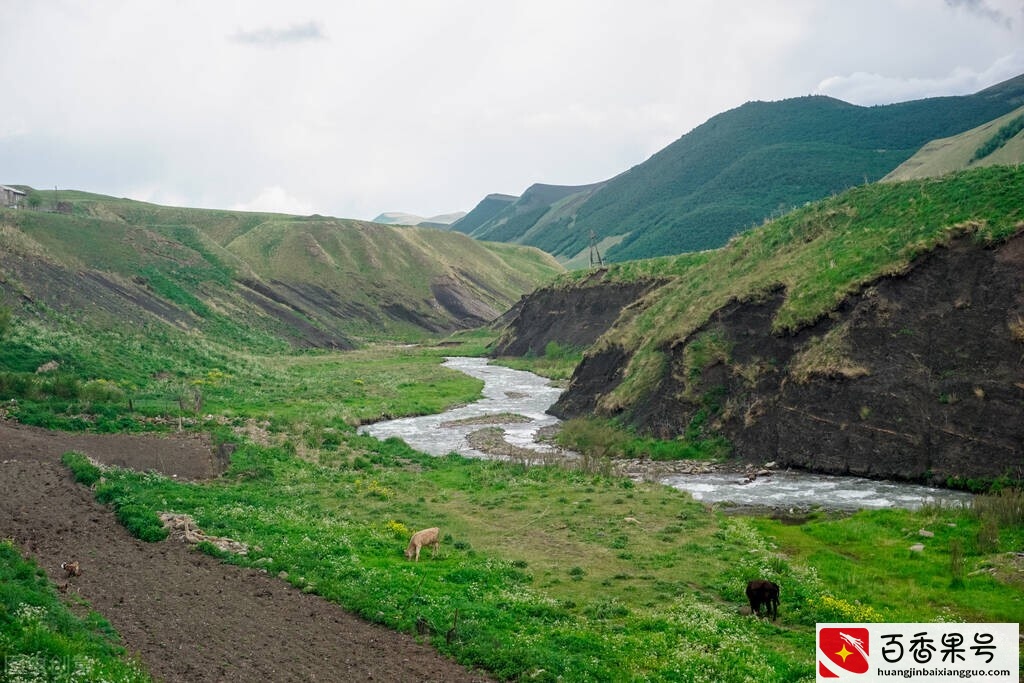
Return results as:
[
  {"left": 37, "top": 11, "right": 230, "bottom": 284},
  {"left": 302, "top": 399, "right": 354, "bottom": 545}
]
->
[
  {"left": 0, "top": 331, "right": 1020, "bottom": 680},
  {"left": 1, "top": 78, "right": 1023, "bottom": 681}
]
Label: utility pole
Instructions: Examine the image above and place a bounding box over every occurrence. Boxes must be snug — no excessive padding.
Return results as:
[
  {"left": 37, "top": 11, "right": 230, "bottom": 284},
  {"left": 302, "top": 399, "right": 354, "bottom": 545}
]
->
[{"left": 588, "top": 230, "right": 603, "bottom": 268}]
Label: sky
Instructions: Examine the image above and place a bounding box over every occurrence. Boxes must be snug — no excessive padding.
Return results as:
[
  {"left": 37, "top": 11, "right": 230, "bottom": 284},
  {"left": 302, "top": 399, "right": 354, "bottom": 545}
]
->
[{"left": 3, "top": 0, "right": 1024, "bottom": 221}]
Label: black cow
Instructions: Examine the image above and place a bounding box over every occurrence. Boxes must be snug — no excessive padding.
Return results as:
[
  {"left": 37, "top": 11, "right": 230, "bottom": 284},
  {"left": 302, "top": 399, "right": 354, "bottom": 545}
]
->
[{"left": 746, "top": 579, "right": 780, "bottom": 620}]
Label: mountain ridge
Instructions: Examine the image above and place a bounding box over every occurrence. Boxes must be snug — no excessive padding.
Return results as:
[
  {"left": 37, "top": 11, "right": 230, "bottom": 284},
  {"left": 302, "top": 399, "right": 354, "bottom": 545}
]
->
[
  {"left": 460, "top": 73, "right": 1024, "bottom": 263},
  {"left": 0, "top": 190, "right": 563, "bottom": 349}
]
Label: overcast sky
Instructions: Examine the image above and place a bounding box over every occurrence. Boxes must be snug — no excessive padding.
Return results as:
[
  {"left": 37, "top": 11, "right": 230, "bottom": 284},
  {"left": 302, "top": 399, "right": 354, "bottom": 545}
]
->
[{"left": 3, "top": 1, "right": 1023, "bottom": 220}]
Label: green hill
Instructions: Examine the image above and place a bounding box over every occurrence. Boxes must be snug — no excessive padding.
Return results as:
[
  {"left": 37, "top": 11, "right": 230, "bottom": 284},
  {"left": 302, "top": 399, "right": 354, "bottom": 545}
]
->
[
  {"left": 458, "top": 182, "right": 606, "bottom": 247},
  {"left": 0, "top": 190, "right": 563, "bottom": 349},
  {"left": 883, "top": 104, "right": 1024, "bottom": 181},
  {"left": 448, "top": 193, "right": 517, "bottom": 235},
  {"left": 499, "top": 165, "right": 1024, "bottom": 486},
  {"left": 464, "top": 73, "right": 1024, "bottom": 263}
]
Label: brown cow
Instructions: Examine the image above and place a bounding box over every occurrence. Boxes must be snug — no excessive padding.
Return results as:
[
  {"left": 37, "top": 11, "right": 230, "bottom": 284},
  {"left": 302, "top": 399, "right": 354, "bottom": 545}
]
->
[
  {"left": 746, "top": 579, "right": 780, "bottom": 620},
  {"left": 405, "top": 527, "right": 440, "bottom": 562}
]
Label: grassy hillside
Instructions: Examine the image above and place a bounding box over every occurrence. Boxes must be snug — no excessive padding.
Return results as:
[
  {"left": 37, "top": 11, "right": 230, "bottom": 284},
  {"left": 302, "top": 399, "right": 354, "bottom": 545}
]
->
[
  {"left": 557, "top": 165, "right": 1024, "bottom": 411},
  {"left": 0, "top": 190, "right": 563, "bottom": 347},
  {"left": 448, "top": 193, "right": 517, "bottom": 235},
  {"left": 459, "top": 73, "right": 1024, "bottom": 263},
  {"left": 883, "top": 104, "right": 1024, "bottom": 181},
  {"left": 465, "top": 182, "right": 606, "bottom": 248}
]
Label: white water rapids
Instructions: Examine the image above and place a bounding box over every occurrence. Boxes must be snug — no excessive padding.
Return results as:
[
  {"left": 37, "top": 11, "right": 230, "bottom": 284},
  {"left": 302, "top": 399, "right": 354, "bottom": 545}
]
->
[{"left": 359, "top": 357, "right": 973, "bottom": 511}]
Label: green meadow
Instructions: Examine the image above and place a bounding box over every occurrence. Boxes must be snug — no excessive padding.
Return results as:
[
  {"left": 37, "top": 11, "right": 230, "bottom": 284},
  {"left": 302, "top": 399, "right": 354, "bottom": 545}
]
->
[{"left": 2, "top": 317, "right": 1019, "bottom": 680}]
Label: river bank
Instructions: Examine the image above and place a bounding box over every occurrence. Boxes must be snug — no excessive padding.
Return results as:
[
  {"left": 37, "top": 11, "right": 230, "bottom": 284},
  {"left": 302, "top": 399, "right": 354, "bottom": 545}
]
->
[{"left": 362, "top": 357, "right": 975, "bottom": 511}]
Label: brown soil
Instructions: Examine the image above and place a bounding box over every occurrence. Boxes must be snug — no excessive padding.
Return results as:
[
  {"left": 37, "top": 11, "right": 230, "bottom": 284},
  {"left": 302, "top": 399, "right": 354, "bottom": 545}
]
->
[{"left": 0, "top": 420, "right": 493, "bottom": 682}]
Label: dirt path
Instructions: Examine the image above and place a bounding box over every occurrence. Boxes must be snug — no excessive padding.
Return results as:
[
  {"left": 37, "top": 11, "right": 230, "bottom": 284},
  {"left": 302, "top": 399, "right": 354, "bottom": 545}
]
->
[{"left": 0, "top": 421, "right": 493, "bottom": 682}]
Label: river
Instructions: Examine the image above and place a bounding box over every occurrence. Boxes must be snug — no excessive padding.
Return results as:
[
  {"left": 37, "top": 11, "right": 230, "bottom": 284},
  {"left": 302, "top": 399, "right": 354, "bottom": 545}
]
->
[{"left": 360, "top": 357, "right": 973, "bottom": 511}]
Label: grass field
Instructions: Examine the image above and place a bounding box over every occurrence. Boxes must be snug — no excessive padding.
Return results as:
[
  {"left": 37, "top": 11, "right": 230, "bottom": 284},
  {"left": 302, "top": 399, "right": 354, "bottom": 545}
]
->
[
  {"left": 29, "top": 331, "right": 1018, "bottom": 681},
  {"left": 0, "top": 539, "right": 151, "bottom": 682}
]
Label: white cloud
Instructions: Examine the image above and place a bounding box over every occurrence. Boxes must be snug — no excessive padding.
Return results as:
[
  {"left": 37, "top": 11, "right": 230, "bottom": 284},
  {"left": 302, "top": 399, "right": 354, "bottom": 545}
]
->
[
  {"left": 2, "top": 0, "right": 1022, "bottom": 220},
  {"left": 232, "top": 187, "right": 316, "bottom": 215},
  {"left": 228, "top": 20, "right": 327, "bottom": 46},
  {"left": 816, "top": 50, "right": 1024, "bottom": 104}
]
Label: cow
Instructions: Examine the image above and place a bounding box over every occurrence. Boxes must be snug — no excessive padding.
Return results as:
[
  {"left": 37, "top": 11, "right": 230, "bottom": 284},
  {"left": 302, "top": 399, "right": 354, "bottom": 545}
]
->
[
  {"left": 405, "top": 527, "right": 440, "bottom": 562},
  {"left": 746, "top": 579, "right": 780, "bottom": 620}
]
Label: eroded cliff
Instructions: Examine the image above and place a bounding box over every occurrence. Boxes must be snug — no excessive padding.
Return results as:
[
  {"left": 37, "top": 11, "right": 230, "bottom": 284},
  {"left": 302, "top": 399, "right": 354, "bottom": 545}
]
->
[{"left": 548, "top": 233, "right": 1024, "bottom": 487}]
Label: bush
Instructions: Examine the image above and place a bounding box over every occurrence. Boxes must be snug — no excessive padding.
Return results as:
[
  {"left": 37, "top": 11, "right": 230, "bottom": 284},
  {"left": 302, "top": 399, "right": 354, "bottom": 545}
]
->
[
  {"left": 0, "top": 371, "right": 33, "bottom": 398},
  {"left": 972, "top": 114, "right": 1024, "bottom": 161},
  {"left": 81, "top": 379, "right": 126, "bottom": 403},
  {"left": 543, "top": 341, "right": 578, "bottom": 361},
  {"left": 61, "top": 451, "right": 103, "bottom": 487},
  {"left": 555, "top": 418, "right": 628, "bottom": 458},
  {"left": 556, "top": 417, "right": 729, "bottom": 462},
  {"left": 114, "top": 503, "right": 168, "bottom": 542},
  {"left": 41, "top": 373, "right": 81, "bottom": 400},
  {"left": 972, "top": 487, "right": 1024, "bottom": 525}
]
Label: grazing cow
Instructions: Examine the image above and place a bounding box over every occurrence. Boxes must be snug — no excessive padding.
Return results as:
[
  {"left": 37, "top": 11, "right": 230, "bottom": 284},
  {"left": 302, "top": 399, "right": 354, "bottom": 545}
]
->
[
  {"left": 746, "top": 579, "right": 780, "bottom": 620},
  {"left": 405, "top": 527, "right": 440, "bottom": 562}
]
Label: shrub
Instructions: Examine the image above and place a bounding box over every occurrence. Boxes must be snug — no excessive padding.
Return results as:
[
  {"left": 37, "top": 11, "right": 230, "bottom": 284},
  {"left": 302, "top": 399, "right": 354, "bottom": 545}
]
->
[
  {"left": 81, "top": 378, "right": 126, "bottom": 403},
  {"left": 972, "top": 114, "right": 1024, "bottom": 162},
  {"left": 949, "top": 538, "right": 965, "bottom": 588},
  {"left": 114, "top": 503, "right": 168, "bottom": 542},
  {"left": 972, "top": 487, "right": 1024, "bottom": 525},
  {"left": 0, "top": 371, "right": 33, "bottom": 398},
  {"left": 555, "top": 418, "right": 628, "bottom": 458},
  {"left": 41, "top": 373, "right": 81, "bottom": 400},
  {"left": 543, "top": 341, "right": 578, "bottom": 361},
  {"left": 61, "top": 451, "right": 103, "bottom": 487}
]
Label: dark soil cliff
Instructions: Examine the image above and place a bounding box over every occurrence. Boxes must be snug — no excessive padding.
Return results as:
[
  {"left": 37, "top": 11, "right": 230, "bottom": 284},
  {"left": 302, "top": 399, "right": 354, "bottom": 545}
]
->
[
  {"left": 549, "top": 234, "right": 1024, "bottom": 487},
  {"left": 490, "top": 275, "right": 660, "bottom": 357}
]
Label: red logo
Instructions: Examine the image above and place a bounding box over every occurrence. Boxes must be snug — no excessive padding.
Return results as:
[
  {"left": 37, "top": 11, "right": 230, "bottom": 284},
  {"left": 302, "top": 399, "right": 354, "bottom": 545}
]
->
[{"left": 818, "top": 627, "right": 870, "bottom": 677}]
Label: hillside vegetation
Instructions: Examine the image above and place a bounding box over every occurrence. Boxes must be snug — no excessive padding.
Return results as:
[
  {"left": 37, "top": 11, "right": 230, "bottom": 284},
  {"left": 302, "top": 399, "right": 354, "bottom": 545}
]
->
[
  {"left": 883, "top": 104, "right": 1024, "bottom": 181},
  {"left": 0, "top": 190, "right": 562, "bottom": 349},
  {"left": 460, "top": 73, "right": 1024, "bottom": 263},
  {"left": 524, "top": 166, "right": 1024, "bottom": 486},
  {"left": 453, "top": 182, "right": 606, "bottom": 250},
  {"left": 583, "top": 165, "right": 1024, "bottom": 373}
]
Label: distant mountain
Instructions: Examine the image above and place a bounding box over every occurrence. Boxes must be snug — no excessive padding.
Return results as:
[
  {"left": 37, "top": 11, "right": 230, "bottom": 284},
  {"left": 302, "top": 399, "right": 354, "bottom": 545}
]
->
[
  {"left": 463, "top": 73, "right": 1024, "bottom": 263},
  {"left": 883, "top": 104, "right": 1024, "bottom": 181},
  {"left": 372, "top": 211, "right": 467, "bottom": 228},
  {"left": 448, "top": 194, "right": 518, "bottom": 235},
  {"left": 455, "top": 183, "right": 605, "bottom": 250}
]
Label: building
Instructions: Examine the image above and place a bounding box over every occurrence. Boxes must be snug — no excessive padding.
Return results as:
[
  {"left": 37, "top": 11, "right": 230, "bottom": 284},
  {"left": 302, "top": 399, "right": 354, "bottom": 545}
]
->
[{"left": 1, "top": 185, "right": 27, "bottom": 209}]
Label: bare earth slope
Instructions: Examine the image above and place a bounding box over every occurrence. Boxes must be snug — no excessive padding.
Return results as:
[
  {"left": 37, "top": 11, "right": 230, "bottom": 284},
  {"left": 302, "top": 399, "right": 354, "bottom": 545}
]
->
[{"left": 0, "top": 421, "right": 492, "bottom": 682}]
